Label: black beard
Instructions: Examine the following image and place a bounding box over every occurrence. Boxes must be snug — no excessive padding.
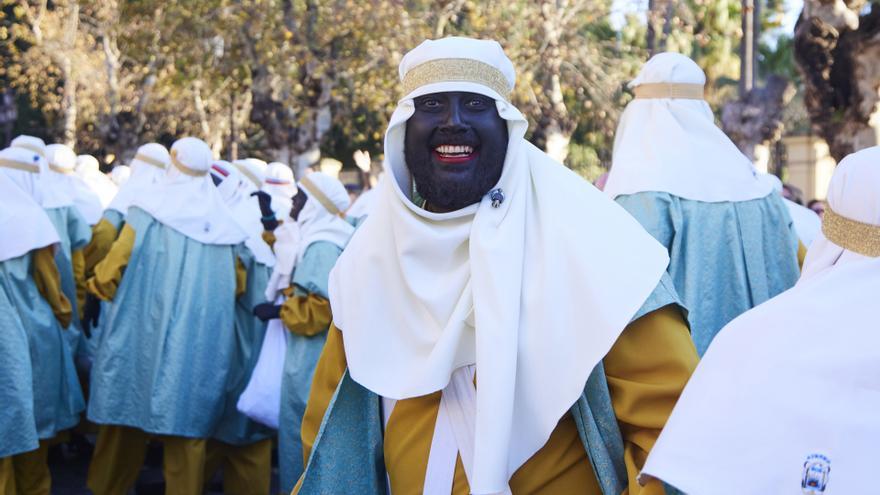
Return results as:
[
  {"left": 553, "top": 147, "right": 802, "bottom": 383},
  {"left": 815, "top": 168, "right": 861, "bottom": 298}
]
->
[{"left": 405, "top": 148, "right": 506, "bottom": 212}]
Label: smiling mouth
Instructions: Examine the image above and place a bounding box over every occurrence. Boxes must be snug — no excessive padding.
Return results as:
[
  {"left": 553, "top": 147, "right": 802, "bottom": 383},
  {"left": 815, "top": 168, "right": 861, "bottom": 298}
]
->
[{"left": 433, "top": 144, "right": 477, "bottom": 164}]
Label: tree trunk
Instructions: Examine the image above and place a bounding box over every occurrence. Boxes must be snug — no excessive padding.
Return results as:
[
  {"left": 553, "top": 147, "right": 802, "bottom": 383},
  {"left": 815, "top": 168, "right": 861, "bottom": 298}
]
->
[
  {"left": 793, "top": 0, "right": 880, "bottom": 161},
  {"left": 740, "top": 0, "right": 756, "bottom": 95},
  {"left": 721, "top": 75, "right": 796, "bottom": 164},
  {"left": 538, "top": 1, "right": 575, "bottom": 163}
]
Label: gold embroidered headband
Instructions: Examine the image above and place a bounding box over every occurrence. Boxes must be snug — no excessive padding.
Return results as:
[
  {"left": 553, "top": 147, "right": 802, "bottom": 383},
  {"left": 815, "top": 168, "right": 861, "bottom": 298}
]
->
[
  {"left": 299, "top": 175, "right": 343, "bottom": 218},
  {"left": 0, "top": 158, "right": 39, "bottom": 173},
  {"left": 14, "top": 143, "right": 45, "bottom": 158},
  {"left": 49, "top": 163, "right": 74, "bottom": 175},
  {"left": 233, "top": 162, "right": 261, "bottom": 188},
  {"left": 634, "top": 83, "right": 705, "bottom": 100},
  {"left": 135, "top": 153, "right": 167, "bottom": 169},
  {"left": 170, "top": 149, "right": 207, "bottom": 177},
  {"left": 401, "top": 58, "right": 512, "bottom": 100},
  {"left": 822, "top": 206, "right": 880, "bottom": 257}
]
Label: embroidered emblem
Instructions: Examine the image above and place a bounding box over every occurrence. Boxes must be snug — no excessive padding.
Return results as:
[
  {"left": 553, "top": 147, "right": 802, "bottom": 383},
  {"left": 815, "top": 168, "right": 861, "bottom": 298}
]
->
[
  {"left": 801, "top": 453, "right": 830, "bottom": 494},
  {"left": 489, "top": 188, "right": 505, "bottom": 208}
]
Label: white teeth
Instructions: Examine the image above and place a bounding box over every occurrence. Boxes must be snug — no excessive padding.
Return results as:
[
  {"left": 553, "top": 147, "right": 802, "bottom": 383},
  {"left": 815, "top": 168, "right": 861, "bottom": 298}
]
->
[{"left": 435, "top": 145, "right": 474, "bottom": 155}]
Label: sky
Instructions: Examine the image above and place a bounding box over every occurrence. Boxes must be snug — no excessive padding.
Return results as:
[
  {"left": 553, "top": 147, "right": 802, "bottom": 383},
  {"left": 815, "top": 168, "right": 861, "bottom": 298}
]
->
[{"left": 610, "top": 0, "right": 802, "bottom": 41}]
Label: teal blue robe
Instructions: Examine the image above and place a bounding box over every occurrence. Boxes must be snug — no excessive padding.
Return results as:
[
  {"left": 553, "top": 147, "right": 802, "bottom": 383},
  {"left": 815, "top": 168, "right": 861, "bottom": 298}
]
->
[
  {"left": 296, "top": 278, "right": 681, "bottom": 495},
  {"left": 0, "top": 252, "right": 84, "bottom": 441},
  {"left": 615, "top": 192, "right": 799, "bottom": 356},
  {"left": 87, "top": 207, "right": 239, "bottom": 437},
  {"left": 278, "top": 241, "right": 344, "bottom": 494},
  {"left": 212, "top": 246, "right": 275, "bottom": 446},
  {"left": 0, "top": 254, "right": 39, "bottom": 457},
  {"left": 44, "top": 206, "right": 92, "bottom": 359}
]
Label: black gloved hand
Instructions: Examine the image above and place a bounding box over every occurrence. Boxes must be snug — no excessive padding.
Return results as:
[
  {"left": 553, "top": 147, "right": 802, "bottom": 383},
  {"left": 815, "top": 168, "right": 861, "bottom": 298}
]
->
[
  {"left": 250, "top": 191, "right": 279, "bottom": 231},
  {"left": 253, "top": 302, "right": 282, "bottom": 322},
  {"left": 81, "top": 295, "right": 101, "bottom": 338}
]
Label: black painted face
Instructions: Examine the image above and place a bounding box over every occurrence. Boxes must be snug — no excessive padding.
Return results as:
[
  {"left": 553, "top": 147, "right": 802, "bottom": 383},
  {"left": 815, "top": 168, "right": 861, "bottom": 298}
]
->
[
  {"left": 404, "top": 91, "right": 508, "bottom": 212},
  {"left": 290, "top": 190, "right": 308, "bottom": 221}
]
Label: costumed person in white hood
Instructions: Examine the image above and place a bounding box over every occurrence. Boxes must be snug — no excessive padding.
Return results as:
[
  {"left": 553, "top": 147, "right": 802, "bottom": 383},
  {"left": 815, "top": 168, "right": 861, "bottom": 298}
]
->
[
  {"left": 75, "top": 154, "right": 117, "bottom": 208},
  {"left": 45, "top": 144, "right": 104, "bottom": 228},
  {"left": 84, "top": 137, "right": 248, "bottom": 495},
  {"left": 252, "top": 171, "right": 354, "bottom": 493},
  {"left": 108, "top": 164, "right": 130, "bottom": 187},
  {"left": 642, "top": 145, "right": 880, "bottom": 495},
  {"left": 80, "top": 143, "right": 171, "bottom": 360},
  {"left": 605, "top": 53, "right": 800, "bottom": 356},
  {"left": 293, "top": 37, "right": 698, "bottom": 495},
  {"left": 203, "top": 159, "right": 276, "bottom": 495},
  {"left": 0, "top": 147, "right": 84, "bottom": 494},
  {"left": 261, "top": 161, "right": 297, "bottom": 219},
  {"left": 12, "top": 137, "right": 93, "bottom": 368}
]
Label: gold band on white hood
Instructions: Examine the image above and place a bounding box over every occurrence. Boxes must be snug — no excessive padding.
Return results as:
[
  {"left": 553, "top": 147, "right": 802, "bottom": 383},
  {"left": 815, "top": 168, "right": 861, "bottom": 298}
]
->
[
  {"left": 170, "top": 150, "right": 207, "bottom": 177},
  {"left": 822, "top": 207, "right": 880, "bottom": 257},
  {"left": 234, "top": 162, "right": 261, "bottom": 188},
  {"left": 135, "top": 153, "right": 167, "bottom": 169},
  {"left": 634, "top": 83, "right": 704, "bottom": 100},
  {"left": 300, "top": 174, "right": 343, "bottom": 218},
  {"left": 14, "top": 143, "right": 45, "bottom": 158},
  {"left": 0, "top": 158, "right": 39, "bottom": 173},
  {"left": 402, "top": 58, "right": 511, "bottom": 99},
  {"left": 49, "top": 163, "right": 74, "bottom": 175}
]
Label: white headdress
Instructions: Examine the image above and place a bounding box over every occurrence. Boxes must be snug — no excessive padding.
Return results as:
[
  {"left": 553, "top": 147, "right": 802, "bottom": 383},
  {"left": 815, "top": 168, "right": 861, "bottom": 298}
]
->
[
  {"left": 262, "top": 161, "right": 297, "bottom": 219},
  {"left": 11, "top": 135, "right": 75, "bottom": 209},
  {"left": 108, "top": 143, "right": 170, "bottom": 216},
  {"left": 328, "top": 37, "right": 669, "bottom": 493},
  {"left": 295, "top": 171, "right": 353, "bottom": 263},
  {"left": 0, "top": 151, "right": 59, "bottom": 262},
  {"left": 45, "top": 144, "right": 104, "bottom": 225},
  {"left": 605, "top": 52, "right": 773, "bottom": 203},
  {"left": 0, "top": 146, "right": 44, "bottom": 205},
  {"left": 131, "top": 137, "right": 247, "bottom": 245},
  {"left": 212, "top": 160, "right": 275, "bottom": 266},
  {"left": 76, "top": 154, "right": 118, "bottom": 208}
]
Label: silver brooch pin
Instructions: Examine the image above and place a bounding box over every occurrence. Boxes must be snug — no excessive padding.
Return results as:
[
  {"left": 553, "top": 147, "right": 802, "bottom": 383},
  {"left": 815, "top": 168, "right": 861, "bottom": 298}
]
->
[{"left": 490, "top": 188, "right": 505, "bottom": 208}]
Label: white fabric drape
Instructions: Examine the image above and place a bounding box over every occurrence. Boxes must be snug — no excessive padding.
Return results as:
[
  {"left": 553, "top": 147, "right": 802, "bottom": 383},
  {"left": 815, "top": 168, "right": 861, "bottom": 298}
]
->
[
  {"left": 213, "top": 161, "right": 275, "bottom": 266},
  {"left": 131, "top": 137, "right": 247, "bottom": 245},
  {"left": 76, "top": 155, "right": 118, "bottom": 208},
  {"left": 46, "top": 144, "right": 104, "bottom": 225},
  {"left": 0, "top": 158, "right": 60, "bottom": 262},
  {"left": 295, "top": 172, "right": 353, "bottom": 263},
  {"left": 108, "top": 143, "right": 169, "bottom": 216},
  {"left": 605, "top": 52, "right": 773, "bottom": 203},
  {"left": 329, "top": 37, "right": 670, "bottom": 494}
]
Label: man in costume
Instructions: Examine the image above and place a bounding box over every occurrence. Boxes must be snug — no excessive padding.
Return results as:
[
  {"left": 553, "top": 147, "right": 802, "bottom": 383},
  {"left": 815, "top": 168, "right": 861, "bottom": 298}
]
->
[
  {"left": 10, "top": 137, "right": 92, "bottom": 364},
  {"left": 605, "top": 52, "right": 800, "bottom": 356},
  {"left": 75, "top": 154, "right": 117, "bottom": 209},
  {"left": 642, "top": 146, "right": 880, "bottom": 495},
  {"left": 0, "top": 147, "right": 83, "bottom": 495},
  {"left": 253, "top": 171, "right": 354, "bottom": 493},
  {"left": 84, "top": 137, "right": 248, "bottom": 495},
  {"left": 294, "top": 37, "right": 698, "bottom": 495},
  {"left": 204, "top": 160, "right": 276, "bottom": 495},
  {"left": 80, "top": 143, "right": 170, "bottom": 359},
  {"left": 262, "top": 161, "right": 297, "bottom": 219}
]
